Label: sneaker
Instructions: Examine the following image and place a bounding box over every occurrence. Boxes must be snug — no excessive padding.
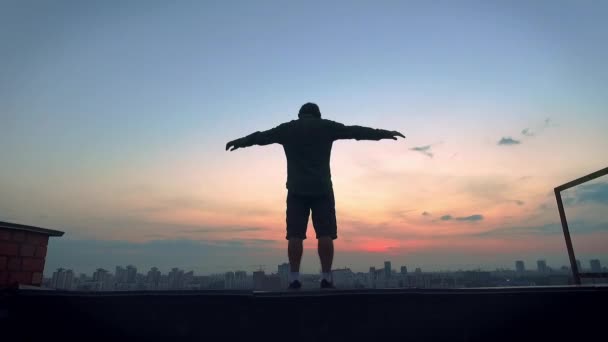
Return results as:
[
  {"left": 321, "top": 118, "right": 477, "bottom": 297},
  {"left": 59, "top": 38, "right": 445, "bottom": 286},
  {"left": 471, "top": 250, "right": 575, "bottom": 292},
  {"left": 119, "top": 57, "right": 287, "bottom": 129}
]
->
[
  {"left": 320, "top": 279, "right": 336, "bottom": 289},
  {"left": 288, "top": 280, "right": 302, "bottom": 290}
]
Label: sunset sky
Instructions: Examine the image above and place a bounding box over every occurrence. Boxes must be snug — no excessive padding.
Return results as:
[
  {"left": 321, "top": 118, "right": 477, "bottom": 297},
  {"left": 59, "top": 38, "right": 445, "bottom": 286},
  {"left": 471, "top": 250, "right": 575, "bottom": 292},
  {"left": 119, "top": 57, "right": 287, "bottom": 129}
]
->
[{"left": 1, "top": 1, "right": 607, "bottom": 275}]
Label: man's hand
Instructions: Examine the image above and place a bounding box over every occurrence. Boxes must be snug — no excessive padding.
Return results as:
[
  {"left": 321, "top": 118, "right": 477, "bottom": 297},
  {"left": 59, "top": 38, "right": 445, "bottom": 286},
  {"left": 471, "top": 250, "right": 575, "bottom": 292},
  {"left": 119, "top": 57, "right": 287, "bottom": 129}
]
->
[
  {"left": 225, "top": 138, "right": 245, "bottom": 151},
  {"left": 389, "top": 130, "right": 406, "bottom": 140}
]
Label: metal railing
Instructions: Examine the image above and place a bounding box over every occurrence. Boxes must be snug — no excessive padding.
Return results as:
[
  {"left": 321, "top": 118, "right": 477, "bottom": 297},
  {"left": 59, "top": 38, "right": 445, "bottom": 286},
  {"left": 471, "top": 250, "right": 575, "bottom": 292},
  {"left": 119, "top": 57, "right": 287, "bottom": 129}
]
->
[{"left": 554, "top": 166, "right": 608, "bottom": 285}]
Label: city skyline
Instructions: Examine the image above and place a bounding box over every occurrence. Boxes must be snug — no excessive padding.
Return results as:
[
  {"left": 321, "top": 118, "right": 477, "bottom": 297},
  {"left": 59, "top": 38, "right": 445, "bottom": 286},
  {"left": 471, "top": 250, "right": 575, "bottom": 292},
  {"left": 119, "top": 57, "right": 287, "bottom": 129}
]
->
[
  {"left": 46, "top": 258, "right": 606, "bottom": 292},
  {"left": 1, "top": 1, "right": 607, "bottom": 273},
  {"left": 46, "top": 257, "right": 605, "bottom": 279}
]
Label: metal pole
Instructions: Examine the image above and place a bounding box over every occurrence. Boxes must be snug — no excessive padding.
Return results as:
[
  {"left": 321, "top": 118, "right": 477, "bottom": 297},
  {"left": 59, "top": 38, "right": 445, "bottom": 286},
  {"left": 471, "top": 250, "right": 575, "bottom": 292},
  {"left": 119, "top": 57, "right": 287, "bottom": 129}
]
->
[{"left": 555, "top": 189, "right": 581, "bottom": 285}]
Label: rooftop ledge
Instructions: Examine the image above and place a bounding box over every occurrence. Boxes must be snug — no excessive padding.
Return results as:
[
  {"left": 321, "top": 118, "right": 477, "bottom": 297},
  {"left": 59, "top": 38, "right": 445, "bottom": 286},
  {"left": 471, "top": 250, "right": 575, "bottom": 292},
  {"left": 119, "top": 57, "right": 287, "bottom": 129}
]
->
[
  {"left": 0, "top": 221, "right": 64, "bottom": 237},
  {"left": 2, "top": 286, "right": 607, "bottom": 340},
  {"left": 5, "top": 283, "right": 608, "bottom": 296}
]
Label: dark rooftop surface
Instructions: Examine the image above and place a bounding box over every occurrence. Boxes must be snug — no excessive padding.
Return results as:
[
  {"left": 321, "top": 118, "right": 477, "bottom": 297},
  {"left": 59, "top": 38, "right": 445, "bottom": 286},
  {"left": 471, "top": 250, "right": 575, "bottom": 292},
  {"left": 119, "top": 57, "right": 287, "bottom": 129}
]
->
[
  {"left": 0, "top": 220, "right": 64, "bottom": 236},
  {"left": 2, "top": 285, "right": 607, "bottom": 341}
]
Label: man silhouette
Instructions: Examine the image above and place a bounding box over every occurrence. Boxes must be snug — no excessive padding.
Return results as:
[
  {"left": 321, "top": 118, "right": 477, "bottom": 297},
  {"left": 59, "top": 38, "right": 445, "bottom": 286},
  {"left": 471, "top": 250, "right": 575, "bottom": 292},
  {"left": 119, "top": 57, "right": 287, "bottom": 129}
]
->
[{"left": 226, "top": 103, "right": 405, "bottom": 289}]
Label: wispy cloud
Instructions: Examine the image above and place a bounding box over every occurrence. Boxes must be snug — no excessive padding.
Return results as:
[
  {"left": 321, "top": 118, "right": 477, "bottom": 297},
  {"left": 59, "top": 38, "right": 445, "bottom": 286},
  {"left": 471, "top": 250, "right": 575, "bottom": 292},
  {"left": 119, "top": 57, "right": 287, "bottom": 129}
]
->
[
  {"left": 497, "top": 137, "right": 521, "bottom": 146},
  {"left": 503, "top": 117, "right": 556, "bottom": 145},
  {"left": 544, "top": 117, "right": 557, "bottom": 128},
  {"left": 440, "top": 214, "right": 484, "bottom": 222},
  {"left": 521, "top": 128, "right": 535, "bottom": 137},
  {"left": 410, "top": 145, "right": 433, "bottom": 158},
  {"left": 456, "top": 214, "right": 484, "bottom": 222},
  {"left": 520, "top": 117, "right": 556, "bottom": 138}
]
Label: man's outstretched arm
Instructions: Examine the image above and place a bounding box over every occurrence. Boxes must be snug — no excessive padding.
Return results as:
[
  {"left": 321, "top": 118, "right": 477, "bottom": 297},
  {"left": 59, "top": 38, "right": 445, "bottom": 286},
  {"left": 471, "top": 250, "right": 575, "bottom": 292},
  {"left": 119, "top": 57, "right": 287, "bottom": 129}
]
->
[
  {"left": 225, "top": 124, "right": 287, "bottom": 151},
  {"left": 331, "top": 122, "right": 405, "bottom": 141}
]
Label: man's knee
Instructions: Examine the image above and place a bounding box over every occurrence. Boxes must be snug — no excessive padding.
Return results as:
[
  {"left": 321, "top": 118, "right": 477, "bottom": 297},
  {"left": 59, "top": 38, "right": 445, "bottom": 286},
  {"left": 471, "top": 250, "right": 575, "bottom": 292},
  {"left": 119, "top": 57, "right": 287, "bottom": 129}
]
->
[{"left": 317, "top": 236, "right": 334, "bottom": 243}]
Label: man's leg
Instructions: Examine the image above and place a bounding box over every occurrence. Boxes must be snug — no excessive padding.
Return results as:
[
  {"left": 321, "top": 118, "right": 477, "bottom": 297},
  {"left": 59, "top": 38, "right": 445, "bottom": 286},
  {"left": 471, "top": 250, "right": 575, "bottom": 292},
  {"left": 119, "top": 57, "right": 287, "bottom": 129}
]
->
[
  {"left": 317, "top": 236, "right": 334, "bottom": 273},
  {"left": 288, "top": 238, "right": 303, "bottom": 272},
  {"left": 311, "top": 190, "right": 337, "bottom": 286},
  {"left": 285, "top": 192, "right": 309, "bottom": 287}
]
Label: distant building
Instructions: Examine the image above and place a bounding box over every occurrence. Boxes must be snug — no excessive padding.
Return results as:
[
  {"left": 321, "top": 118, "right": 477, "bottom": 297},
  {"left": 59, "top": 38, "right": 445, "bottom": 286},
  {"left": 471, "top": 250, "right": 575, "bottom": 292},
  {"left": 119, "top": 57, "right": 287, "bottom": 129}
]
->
[
  {"left": 183, "top": 271, "right": 194, "bottom": 287},
  {"left": 278, "top": 263, "right": 289, "bottom": 275},
  {"left": 368, "top": 267, "right": 376, "bottom": 288},
  {"left": 461, "top": 271, "right": 491, "bottom": 287},
  {"left": 263, "top": 274, "right": 282, "bottom": 291},
  {"left": 333, "top": 268, "right": 354, "bottom": 288},
  {"left": 415, "top": 267, "right": 422, "bottom": 274},
  {"left": 147, "top": 267, "right": 161, "bottom": 288},
  {"left": 159, "top": 274, "right": 170, "bottom": 290},
  {"left": 253, "top": 271, "right": 265, "bottom": 290},
  {"left": 92, "top": 268, "right": 106, "bottom": 282},
  {"left": 398, "top": 267, "right": 409, "bottom": 287},
  {"left": 234, "top": 271, "right": 249, "bottom": 289},
  {"left": 168, "top": 268, "right": 184, "bottom": 289},
  {"left": 411, "top": 272, "right": 430, "bottom": 288},
  {"left": 51, "top": 268, "right": 74, "bottom": 290},
  {"left": 576, "top": 260, "right": 582, "bottom": 272},
  {"left": 225, "top": 272, "right": 235, "bottom": 289},
  {"left": 590, "top": 259, "right": 602, "bottom": 273},
  {"left": 547, "top": 274, "right": 570, "bottom": 286},
  {"left": 115, "top": 266, "right": 126, "bottom": 283},
  {"left": 537, "top": 260, "right": 548, "bottom": 273},
  {"left": 51, "top": 268, "right": 64, "bottom": 288},
  {"left": 250, "top": 271, "right": 280, "bottom": 291},
  {"left": 515, "top": 261, "right": 525, "bottom": 273},
  {"left": 384, "top": 261, "right": 392, "bottom": 279},
  {"left": 126, "top": 265, "right": 137, "bottom": 283},
  {"left": 92, "top": 268, "right": 112, "bottom": 290},
  {"left": 64, "top": 269, "right": 75, "bottom": 290},
  {"left": 278, "top": 263, "right": 290, "bottom": 286}
]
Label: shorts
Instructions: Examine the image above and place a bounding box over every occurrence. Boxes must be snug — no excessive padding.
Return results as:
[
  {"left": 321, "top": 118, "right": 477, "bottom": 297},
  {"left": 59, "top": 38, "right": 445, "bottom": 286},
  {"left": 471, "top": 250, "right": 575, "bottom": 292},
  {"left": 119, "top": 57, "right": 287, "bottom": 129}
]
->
[{"left": 286, "top": 190, "right": 337, "bottom": 240}]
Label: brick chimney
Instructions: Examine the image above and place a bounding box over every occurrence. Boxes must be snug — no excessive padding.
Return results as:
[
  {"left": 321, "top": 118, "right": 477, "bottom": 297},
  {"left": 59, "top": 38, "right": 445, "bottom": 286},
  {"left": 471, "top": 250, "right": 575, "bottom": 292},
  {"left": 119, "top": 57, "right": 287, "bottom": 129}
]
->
[{"left": 0, "top": 221, "right": 64, "bottom": 288}]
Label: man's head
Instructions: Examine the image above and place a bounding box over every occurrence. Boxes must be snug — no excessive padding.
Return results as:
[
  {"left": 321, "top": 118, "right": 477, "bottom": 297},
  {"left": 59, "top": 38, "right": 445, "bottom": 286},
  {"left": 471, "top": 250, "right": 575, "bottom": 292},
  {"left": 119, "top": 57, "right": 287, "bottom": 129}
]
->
[{"left": 298, "top": 102, "right": 321, "bottom": 119}]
